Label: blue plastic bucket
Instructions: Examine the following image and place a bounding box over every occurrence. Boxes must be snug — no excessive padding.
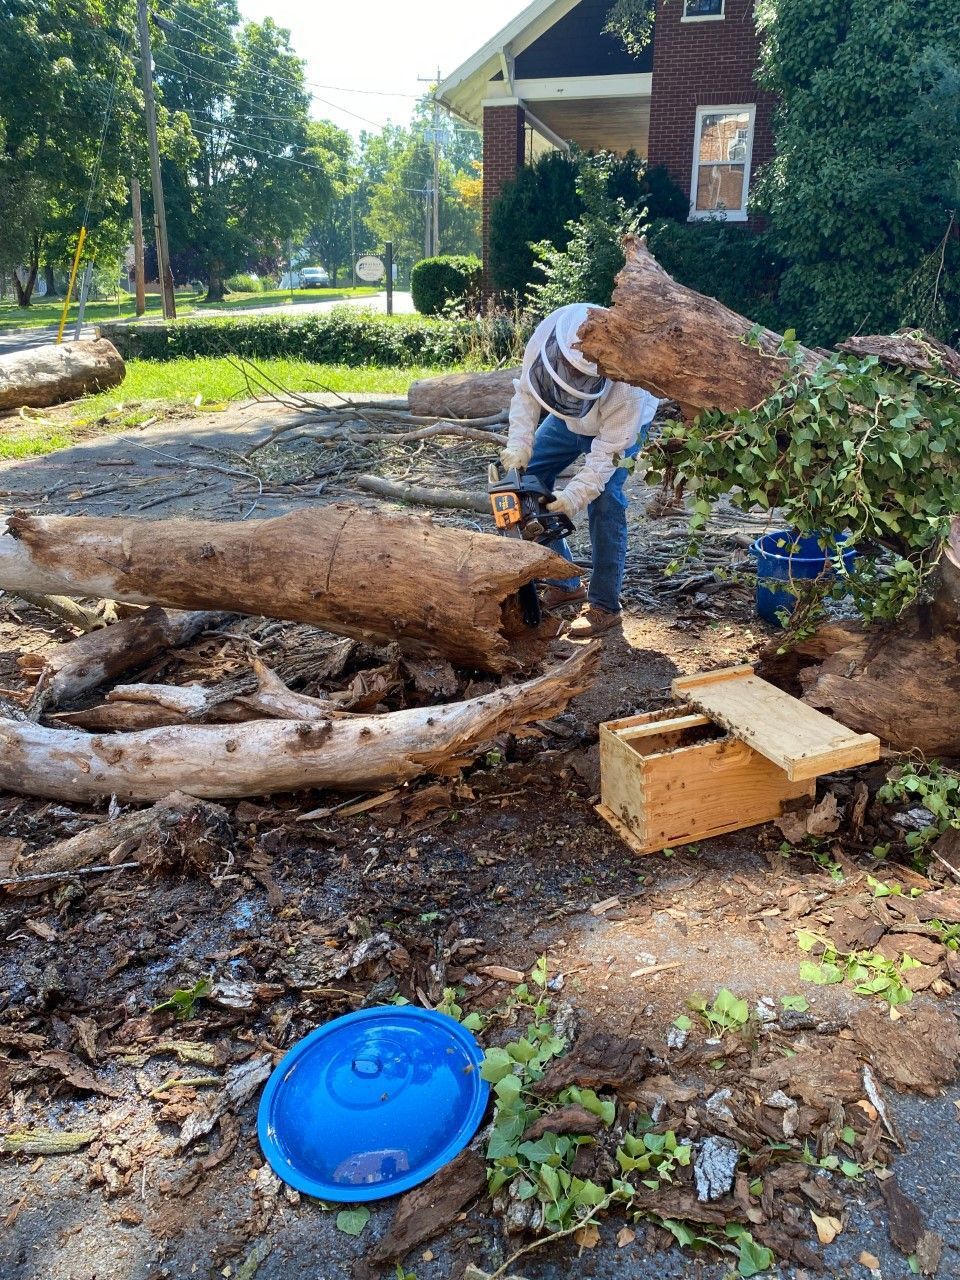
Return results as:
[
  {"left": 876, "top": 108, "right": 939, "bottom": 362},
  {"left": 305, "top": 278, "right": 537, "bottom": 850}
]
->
[{"left": 750, "top": 530, "right": 857, "bottom": 626}]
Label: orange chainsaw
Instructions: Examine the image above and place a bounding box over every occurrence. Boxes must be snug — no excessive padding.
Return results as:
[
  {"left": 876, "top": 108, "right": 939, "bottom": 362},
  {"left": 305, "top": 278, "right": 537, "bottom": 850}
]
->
[{"left": 487, "top": 464, "right": 575, "bottom": 627}]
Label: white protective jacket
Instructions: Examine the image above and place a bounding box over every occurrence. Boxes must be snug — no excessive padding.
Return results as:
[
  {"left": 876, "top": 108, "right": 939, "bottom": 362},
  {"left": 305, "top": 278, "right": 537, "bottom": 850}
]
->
[{"left": 506, "top": 305, "right": 659, "bottom": 514}]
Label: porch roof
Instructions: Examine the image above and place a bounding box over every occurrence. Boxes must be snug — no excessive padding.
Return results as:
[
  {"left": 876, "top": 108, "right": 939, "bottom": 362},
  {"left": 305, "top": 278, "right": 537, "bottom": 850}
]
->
[{"left": 438, "top": 0, "right": 652, "bottom": 155}]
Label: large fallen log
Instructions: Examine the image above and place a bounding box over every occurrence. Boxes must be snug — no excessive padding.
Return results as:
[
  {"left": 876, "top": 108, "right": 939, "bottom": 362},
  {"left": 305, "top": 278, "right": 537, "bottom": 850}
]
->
[
  {"left": 0, "top": 645, "right": 598, "bottom": 802},
  {"left": 0, "top": 506, "right": 570, "bottom": 674},
  {"left": 579, "top": 239, "right": 960, "bottom": 754},
  {"left": 577, "top": 235, "right": 821, "bottom": 419},
  {"left": 0, "top": 339, "right": 125, "bottom": 413},
  {"left": 408, "top": 367, "right": 519, "bottom": 419}
]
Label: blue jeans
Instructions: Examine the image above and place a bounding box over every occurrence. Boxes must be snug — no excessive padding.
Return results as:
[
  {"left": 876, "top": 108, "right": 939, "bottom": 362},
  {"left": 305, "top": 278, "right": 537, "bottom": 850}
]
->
[{"left": 526, "top": 414, "right": 642, "bottom": 614}]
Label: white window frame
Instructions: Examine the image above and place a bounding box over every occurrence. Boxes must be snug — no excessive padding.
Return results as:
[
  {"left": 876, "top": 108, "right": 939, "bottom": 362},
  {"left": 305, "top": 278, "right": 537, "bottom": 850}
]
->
[
  {"left": 688, "top": 103, "right": 756, "bottom": 223},
  {"left": 682, "top": 0, "right": 725, "bottom": 21}
]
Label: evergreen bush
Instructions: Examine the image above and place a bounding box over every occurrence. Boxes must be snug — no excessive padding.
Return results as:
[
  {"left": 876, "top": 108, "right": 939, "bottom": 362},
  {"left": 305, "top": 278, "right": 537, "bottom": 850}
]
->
[{"left": 410, "top": 255, "right": 482, "bottom": 316}]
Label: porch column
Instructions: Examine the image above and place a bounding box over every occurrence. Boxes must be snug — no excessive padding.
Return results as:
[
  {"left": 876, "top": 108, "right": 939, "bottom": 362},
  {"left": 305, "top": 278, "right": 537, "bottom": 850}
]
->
[{"left": 482, "top": 102, "right": 526, "bottom": 299}]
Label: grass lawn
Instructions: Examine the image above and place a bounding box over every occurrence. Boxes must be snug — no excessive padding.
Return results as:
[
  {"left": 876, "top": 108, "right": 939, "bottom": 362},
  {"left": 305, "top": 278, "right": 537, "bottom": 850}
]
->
[
  {"left": 0, "top": 356, "right": 450, "bottom": 460},
  {"left": 0, "top": 287, "right": 380, "bottom": 331}
]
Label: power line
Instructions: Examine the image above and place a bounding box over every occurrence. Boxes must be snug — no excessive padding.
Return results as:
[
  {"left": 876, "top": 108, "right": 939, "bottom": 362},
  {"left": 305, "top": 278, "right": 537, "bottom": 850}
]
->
[
  {"left": 81, "top": 29, "right": 131, "bottom": 231},
  {"left": 168, "top": 3, "right": 421, "bottom": 100},
  {"left": 157, "top": 40, "right": 388, "bottom": 129}
]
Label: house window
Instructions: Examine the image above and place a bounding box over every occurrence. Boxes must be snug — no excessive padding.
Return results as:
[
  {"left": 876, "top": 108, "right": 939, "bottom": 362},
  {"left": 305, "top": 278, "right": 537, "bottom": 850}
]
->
[
  {"left": 689, "top": 105, "right": 756, "bottom": 221},
  {"left": 682, "top": 0, "right": 725, "bottom": 20}
]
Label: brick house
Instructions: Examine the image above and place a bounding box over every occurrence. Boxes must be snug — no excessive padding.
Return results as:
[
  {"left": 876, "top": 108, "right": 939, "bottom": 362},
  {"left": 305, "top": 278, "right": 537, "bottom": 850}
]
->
[{"left": 436, "top": 0, "right": 774, "bottom": 289}]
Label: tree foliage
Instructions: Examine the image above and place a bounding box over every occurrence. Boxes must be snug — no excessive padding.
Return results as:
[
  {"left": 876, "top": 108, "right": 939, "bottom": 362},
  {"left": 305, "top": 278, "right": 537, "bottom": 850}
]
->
[
  {"left": 0, "top": 0, "right": 165, "bottom": 303},
  {"left": 603, "top": 0, "right": 656, "bottom": 58},
  {"left": 529, "top": 154, "right": 643, "bottom": 313},
  {"left": 363, "top": 104, "right": 481, "bottom": 281},
  {"left": 155, "top": 2, "right": 334, "bottom": 299},
  {"left": 650, "top": 337, "right": 960, "bottom": 625},
  {"left": 755, "top": 0, "right": 960, "bottom": 346},
  {"left": 302, "top": 121, "right": 356, "bottom": 285},
  {"left": 490, "top": 149, "right": 685, "bottom": 303}
]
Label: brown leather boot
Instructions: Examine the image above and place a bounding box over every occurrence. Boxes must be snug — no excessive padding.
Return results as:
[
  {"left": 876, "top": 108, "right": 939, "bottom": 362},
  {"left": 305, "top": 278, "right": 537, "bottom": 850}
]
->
[
  {"left": 541, "top": 583, "right": 587, "bottom": 610},
  {"left": 566, "top": 604, "right": 622, "bottom": 637}
]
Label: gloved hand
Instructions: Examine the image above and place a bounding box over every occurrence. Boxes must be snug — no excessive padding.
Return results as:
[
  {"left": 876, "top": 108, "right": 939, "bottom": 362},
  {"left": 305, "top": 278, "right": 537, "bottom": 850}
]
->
[
  {"left": 499, "top": 445, "right": 531, "bottom": 474},
  {"left": 546, "top": 489, "right": 578, "bottom": 520}
]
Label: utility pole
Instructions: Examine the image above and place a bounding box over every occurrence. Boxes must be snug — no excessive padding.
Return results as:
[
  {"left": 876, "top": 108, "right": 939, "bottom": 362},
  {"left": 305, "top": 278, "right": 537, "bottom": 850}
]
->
[
  {"left": 418, "top": 67, "right": 444, "bottom": 257},
  {"left": 431, "top": 66, "right": 441, "bottom": 258},
  {"left": 136, "top": 0, "right": 176, "bottom": 319},
  {"left": 350, "top": 190, "right": 357, "bottom": 287},
  {"left": 131, "top": 176, "right": 146, "bottom": 316}
]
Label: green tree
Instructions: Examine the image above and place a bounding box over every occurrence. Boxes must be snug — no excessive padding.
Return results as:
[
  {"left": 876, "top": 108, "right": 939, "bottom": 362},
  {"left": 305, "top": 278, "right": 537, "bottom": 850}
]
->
[
  {"left": 364, "top": 132, "right": 481, "bottom": 283},
  {"left": 755, "top": 0, "right": 960, "bottom": 345},
  {"left": 303, "top": 122, "right": 356, "bottom": 286},
  {"left": 155, "top": 3, "right": 334, "bottom": 299},
  {"left": 0, "top": 0, "right": 155, "bottom": 304}
]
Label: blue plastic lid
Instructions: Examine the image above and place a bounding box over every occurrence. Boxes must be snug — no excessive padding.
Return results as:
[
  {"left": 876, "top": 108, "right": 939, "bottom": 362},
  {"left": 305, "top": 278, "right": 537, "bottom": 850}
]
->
[{"left": 257, "top": 1006, "right": 489, "bottom": 1202}]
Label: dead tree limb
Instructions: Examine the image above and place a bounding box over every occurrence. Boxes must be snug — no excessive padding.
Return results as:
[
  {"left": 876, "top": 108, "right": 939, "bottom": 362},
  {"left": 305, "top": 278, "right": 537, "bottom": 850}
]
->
[
  {"left": 577, "top": 234, "right": 822, "bottom": 418},
  {"left": 0, "top": 646, "right": 598, "bottom": 803},
  {"left": 1, "top": 506, "right": 563, "bottom": 673},
  {"left": 18, "top": 606, "right": 219, "bottom": 710},
  {"left": 8, "top": 792, "right": 233, "bottom": 894},
  {"left": 355, "top": 475, "right": 490, "bottom": 514},
  {"left": 396, "top": 423, "right": 507, "bottom": 445},
  {"left": 408, "top": 368, "right": 519, "bottom": 419}
]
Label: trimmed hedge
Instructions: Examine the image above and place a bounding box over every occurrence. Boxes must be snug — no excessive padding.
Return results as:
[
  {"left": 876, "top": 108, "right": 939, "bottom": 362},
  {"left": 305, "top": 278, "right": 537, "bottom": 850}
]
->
[
  {"left": 411, "top": 255, "right": 482, "bottom": 316},
  {"left": 100, "top": 308, "right": 518, "bottom": 367}
]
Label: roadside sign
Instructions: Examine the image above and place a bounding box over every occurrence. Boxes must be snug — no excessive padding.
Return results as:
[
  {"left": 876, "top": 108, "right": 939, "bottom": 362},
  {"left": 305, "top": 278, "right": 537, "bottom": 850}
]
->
[{"left": 356, "top": 255, "right": 385, "bottom": 282}]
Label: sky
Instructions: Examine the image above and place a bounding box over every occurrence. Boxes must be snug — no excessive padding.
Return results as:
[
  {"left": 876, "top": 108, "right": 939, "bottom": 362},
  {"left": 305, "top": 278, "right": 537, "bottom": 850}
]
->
[{"left": 237, "top": 0, "right": 523, "bottom": 137}]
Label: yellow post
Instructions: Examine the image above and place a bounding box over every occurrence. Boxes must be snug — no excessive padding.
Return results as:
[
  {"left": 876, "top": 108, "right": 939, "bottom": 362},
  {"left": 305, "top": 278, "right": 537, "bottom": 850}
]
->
[{"left": 56, "top": 226, "right": 87, "bottom": 345}]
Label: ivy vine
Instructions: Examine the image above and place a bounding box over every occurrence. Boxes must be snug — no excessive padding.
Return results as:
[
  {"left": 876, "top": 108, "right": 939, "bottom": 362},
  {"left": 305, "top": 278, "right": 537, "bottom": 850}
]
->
[{"left": 647, "top": 335, "right": 960, "bottom": 629}]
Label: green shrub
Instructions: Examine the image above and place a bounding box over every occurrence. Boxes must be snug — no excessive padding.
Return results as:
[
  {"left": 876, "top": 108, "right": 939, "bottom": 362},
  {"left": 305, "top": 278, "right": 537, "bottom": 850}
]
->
[
  {"left": 100, "top": 308, "right": 519, "bottom": 367},
  {"left": 490, "top": 149, "right": 687, "bottom": 303},
  {"left": 224, "top": 273, "right": 264, "bottom": 294},
  {"left": 489, "top": 151, "right": 583, "bottom": 301},
  {"left": 411, "top": 255, "right": 482, "bottom": 316},
  {"left": 529, "top": 154, "right": 642, "bottom": 312},
  {"left": 646, "top": 219, "right": 784, "bottom": 328}
]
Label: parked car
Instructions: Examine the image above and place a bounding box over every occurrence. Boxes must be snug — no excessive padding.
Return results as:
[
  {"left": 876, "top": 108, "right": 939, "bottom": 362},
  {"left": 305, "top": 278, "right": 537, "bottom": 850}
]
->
[{"left": 299, "top": 266, "right": 330, "bottom": 288}]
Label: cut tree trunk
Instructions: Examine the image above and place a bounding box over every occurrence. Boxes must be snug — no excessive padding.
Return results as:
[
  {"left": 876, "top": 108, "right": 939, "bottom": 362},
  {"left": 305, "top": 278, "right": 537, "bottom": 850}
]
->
[
  {"left": 1, "top": 506, "right": 569, "bottom": 673},
  {"left": 18, "top": 606, "right": 219, "bottom": 710},
  {"left": 0, "top": 645, "right": 598, "bottom": 803},
  {"left": 577, "top": 234, "right": 821, "bottom": 419},
  {"left": 579, "top": 238, "right": 960, "bottom": 755},
  {"left": 0, "top": 339, "right": 125, "bottom": 413},
  {"left": 408, "top": 367, "right": 520, "bottom": 419}
]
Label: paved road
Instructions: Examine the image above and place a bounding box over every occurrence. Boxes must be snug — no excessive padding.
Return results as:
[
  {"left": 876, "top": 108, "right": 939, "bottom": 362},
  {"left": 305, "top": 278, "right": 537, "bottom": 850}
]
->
[
  {"left": 0, "top": 290, "right": 416, "bottom": 356},
  {"left": 197, "top": 288, "right": 416, "bottom": 319},
  {"left": 0, "top": 324, "right": 95, "bottom": 356}
]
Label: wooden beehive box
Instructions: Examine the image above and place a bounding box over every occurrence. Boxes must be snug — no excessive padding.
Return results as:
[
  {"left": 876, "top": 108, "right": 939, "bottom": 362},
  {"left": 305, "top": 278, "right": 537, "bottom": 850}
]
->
[{"left": 597, "top": 666, "right": 880, "bottom": 856}]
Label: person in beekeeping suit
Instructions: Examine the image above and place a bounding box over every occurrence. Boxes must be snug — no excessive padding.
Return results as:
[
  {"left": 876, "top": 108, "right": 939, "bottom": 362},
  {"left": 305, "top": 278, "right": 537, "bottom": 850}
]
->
[{"left": 500, "top": 302, "right": 659, "bottom": 637}]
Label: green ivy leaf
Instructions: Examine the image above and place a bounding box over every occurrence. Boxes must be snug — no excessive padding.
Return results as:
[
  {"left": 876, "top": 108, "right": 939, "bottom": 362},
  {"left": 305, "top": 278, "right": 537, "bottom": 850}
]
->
[{"left": 335, "top": 1207, "right": 370, "bottom": 1237}]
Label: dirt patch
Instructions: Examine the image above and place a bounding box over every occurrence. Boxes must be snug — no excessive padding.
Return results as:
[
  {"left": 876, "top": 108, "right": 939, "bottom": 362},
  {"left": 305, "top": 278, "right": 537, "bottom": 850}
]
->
[{"left": 0, "top": 401, "right": 958, "bottom": 1280}]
